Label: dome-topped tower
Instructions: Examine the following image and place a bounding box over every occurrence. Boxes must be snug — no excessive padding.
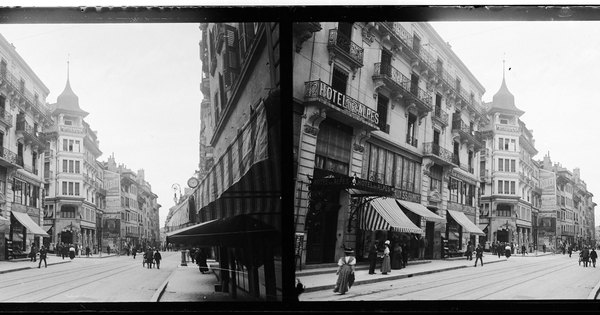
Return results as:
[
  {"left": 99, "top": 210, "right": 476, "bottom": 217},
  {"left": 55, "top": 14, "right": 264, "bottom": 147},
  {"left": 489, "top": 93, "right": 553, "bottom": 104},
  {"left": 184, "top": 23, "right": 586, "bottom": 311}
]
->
[
  {"left": 488, "top": 60, "right": 524, "bottom": 117},
  {"left": 53, "top": 60, "right": 88, "bottom": 117}
]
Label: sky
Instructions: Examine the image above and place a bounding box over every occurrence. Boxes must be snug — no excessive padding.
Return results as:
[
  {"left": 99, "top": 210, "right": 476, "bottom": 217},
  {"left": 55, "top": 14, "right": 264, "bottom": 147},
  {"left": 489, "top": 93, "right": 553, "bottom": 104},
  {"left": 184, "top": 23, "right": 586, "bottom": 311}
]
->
[
  {"left": 429, "top": 21, "right": 600, "bottom": 227},
  {"left": 0, "top": 23, "right": 203, "bottom": 228}
]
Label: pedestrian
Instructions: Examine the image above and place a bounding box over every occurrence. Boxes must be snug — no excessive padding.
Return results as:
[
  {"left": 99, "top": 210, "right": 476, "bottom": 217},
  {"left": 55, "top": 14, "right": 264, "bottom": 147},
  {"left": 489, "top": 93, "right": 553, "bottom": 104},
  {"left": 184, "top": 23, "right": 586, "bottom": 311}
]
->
[
  {"left": 107, "top": 245, "right": 111, "bottom": 255},
  {"left": 75, "top": 244, "right": 79, "bottom": 257},
  {"left": 474, "top": 244, "right": 484, "bottom": 267},
  {"left": 189, "top": 247, "right": 196, "bottom": 264},
  {"left": 29, "top": 245, "right": 37, "bottom": 262},
  {"left": 146, "top": 248, "right": 154, "bottom": 268},
  {"left": 153, "top": 249, "right": 162, "bottom": 269},
  {"left": 195, "top": 249, "right": 209, "bottom": 273},
  {"left": 582, "top": 247, "right": 590, "bottom": 267},
  {"left": 401, "top": 241, "right": 409, "bottom": 268},
  {"left": 142, "top": 250, "right": 147, "bottom": 267},
  {"left": 61, "top": 244, "right": 67, "bottom": 260},
  {"left": 521, "top": 244, "right": 527, "bottom": 256},
  {"left": 333, "top": 248, "right": 356, "bottom": 295},
  {"left": 69, "top": 244, "right": 75, "bottom": 260},
  {"left": 86, "top": 246, "right": 90, "bottom": 257},
  {"left": 410, "top": 235, "right": 419, "bottom": 261},
  {"left": 132, "top": 247, "right": 137, "bottom": 259},
  {"left": 418, "top": 235, "right": 426, "bottom": 260},
  {"left": 466, "top": 242, "right": 473, "bottom": 261},
  {"left": 497, "top": 242, "right": 502, "bottom": 259},
  {"left": 590, "top": 248, "right": 598, "bottom": 268},
  {"left": 391, "top": 241, "right": 402, "bottom": 270},
  {"left": 38, "top": 245, "right": 47, "bottom": 268},
  {"left": 505, "top": 243, "right": 511, "bottom": 260},
  {"left": 491, "top": 242, "right": 496, "bottom": 256},
  {"left": 380, "top": 240, "right": 391, "bottom": 275},
  {"left": 294, "top": 279, "right": 305, "bottom": 302},
  {"left": 57, "top": 243, "right": 62, "bottom": 257},
  {"left": 568, "top": 245, "right": 572, "bottom": 258},
  {"left": 543, "top": 244, "right": 546, "bottom": 253},
  {"left": 367, "top": 240, "right": 378, "bottom": 275}
]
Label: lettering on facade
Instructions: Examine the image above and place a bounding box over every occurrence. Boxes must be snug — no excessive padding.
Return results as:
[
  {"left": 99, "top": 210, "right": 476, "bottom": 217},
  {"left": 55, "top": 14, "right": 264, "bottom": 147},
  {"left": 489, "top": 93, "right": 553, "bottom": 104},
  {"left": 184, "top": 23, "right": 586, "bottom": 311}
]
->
[
  {"left": 314, "top": 81, "right": 379, "bottom": 125},
  {"left": 311, "top": 175, "right": 394, "bottom": 195}
]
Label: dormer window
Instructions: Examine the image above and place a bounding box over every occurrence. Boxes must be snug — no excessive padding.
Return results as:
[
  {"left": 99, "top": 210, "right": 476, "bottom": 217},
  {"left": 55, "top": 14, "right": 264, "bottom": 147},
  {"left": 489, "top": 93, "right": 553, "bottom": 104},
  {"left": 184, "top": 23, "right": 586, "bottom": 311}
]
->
[
  {"left": 500, "top": 119, "right": 508, "bottom": 124},
  {"left": 64, "top": 120, "right": 73, "bottom": 126}
]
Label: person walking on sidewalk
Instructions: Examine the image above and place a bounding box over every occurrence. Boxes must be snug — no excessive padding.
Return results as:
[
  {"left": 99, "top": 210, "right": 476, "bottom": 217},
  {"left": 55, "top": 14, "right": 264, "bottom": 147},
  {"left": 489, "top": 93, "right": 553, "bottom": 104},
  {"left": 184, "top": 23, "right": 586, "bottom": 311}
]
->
[
  {"left": 505, "top": 243, "right": 512, "bottom": 260},
  {"left": 582, "top": 246, "right": 590, "bottom": 267},
  {"left": 590, "top": 247, "right": 598, "bottom": 268},
  {"left": 474, "top": 244, "right": 484, "bottom": 267},
  {"left": 132, "top": 247, "right": 137, "bottom": 259},
  {"left": 196, "top": 249, "right": 209, "bottom": 274},
  {"left": 38, "top": 245, "right": 47, "bottom": 268},
  {"left": 392, "top": 241, "right": 403, "bottom": 270},
  {"left": 521, "top": 244, "right": 527, "bottom": 256},
  {"left": 380, "top": 240, "right": 391, "bottom": 275},
  {"left": 497, "top": 242, "right": 502, "bottom": 259},
  {"left": 418, "top": 235, "right": 427, "bottom": 260},
  {"left": 333, "top": 248, "right": 356, "bottom": 295},
  {"left": 568, "top": 245, "right": 573, "bottom": 258},
  {"left": 86, "top": 246, "right": 91, "bottom": 257},
  {"left": 466, "top": 242, "right": 473, "bottom": 261},
  {"left": 401, "top": 241, "right": 409, "bottom": 268},
  {"left": 368, "top": 240, "right": 379, "bottom": 275},
  {"left": 153, "top": 249, "right": 162, "bottom": 269},
  {"left": 29, "top": 245, "right": 37, "bottom": 262}
]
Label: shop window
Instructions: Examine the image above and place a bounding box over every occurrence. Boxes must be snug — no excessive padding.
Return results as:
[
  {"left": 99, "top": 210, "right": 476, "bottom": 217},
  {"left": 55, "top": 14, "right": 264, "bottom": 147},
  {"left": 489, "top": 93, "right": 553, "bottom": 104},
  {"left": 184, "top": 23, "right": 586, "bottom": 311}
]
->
[{"left": 314, "top": 119, "right": 352, "bottom": 176}]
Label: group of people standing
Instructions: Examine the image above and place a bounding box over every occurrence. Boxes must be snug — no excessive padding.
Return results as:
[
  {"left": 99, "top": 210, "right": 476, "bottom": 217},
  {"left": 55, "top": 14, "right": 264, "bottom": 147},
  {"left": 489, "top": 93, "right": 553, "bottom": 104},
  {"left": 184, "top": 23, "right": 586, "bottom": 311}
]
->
[
  {"left": 368, "top": 237, "right": 426, "bottom": 276},
  {"left": 141, "top": 247, "right": 162, "bottom": 269},
  {"left": 578, "top": 246, "right": 598, "bottom": 268},
  {"left": 188, "top": 248, "right": 210, "bottom": 274}
]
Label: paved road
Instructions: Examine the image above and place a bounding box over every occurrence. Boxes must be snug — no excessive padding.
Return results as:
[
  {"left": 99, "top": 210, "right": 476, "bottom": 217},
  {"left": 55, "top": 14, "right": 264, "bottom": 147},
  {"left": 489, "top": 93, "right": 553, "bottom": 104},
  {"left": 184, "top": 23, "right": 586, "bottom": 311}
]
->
[
  {"left": 300, "top": 253, "right": 600, "bottom": 300},
  {"left": 0, "top": 251, "right": 181, "bottom": 302}
]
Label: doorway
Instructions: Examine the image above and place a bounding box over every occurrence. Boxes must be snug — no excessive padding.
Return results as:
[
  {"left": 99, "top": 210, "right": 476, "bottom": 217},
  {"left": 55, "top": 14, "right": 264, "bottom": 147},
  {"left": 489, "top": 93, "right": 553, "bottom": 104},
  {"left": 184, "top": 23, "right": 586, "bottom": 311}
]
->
[{"left": 305, "top": 190, "right": 341, "bottom": 264}]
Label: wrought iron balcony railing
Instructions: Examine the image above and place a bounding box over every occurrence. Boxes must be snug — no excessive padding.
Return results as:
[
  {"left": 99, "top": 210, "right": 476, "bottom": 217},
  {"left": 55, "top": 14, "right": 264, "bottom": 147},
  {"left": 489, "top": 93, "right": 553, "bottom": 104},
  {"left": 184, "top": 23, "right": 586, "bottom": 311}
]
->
[
  {"left": 373, "top": 62, "right": 410, "bottom": 92},
  {"left": 0, "top": 146, "right": 23, "bottom": 168},
  {"left": 0, "top": 110, "right": 13, "bottom": 128},
  {"left": 328, "top": 29, "right": 364, "bottom": 67},
  {"left": 432, "top": 107, "right": 449, "bottom": 125},
  {"left": 423, "top": 142, "right": 458, "bottom": 166},
  {"left": 406, "top": 134, "right": 418, "bottom": 147},
  {"left": 382, "top": 22, "right": 413, "bottom": 47}
]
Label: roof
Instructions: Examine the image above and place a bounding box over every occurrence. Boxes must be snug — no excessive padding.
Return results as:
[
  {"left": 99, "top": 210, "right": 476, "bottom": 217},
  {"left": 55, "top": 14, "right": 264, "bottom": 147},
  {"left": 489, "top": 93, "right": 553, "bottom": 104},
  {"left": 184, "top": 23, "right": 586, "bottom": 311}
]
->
[
  {"left": 489, "top": 75, "right": 524, "bottom": 116},
  {"left": 53, "top": 76, "right": 89, "bottom": 117}
]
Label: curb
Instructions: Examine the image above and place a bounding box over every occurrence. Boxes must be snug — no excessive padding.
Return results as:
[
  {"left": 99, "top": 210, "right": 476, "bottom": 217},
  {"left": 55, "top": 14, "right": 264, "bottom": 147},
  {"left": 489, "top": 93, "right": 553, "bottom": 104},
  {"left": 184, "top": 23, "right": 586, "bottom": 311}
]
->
[
  {"left": 303, "top": 259, "right": 506, "bottom": 293},
  {"left": 298, "top": 260, "right": 432, "bottom": 277},
  {"left": 151, "top": 265, "right": 179, "bottom": 302},
  {"left": 587, "top": 279, "right": 600, "bottom": 300},
  {"left": 0, "top": 260, "right": 72, "bottom": 274}
]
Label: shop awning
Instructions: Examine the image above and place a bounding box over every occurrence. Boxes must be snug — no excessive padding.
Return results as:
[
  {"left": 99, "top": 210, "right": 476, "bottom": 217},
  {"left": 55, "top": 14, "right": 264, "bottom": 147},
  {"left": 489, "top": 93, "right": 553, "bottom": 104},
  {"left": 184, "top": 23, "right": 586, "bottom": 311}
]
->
[
  {"left": 165, "top": 214, "right": 280, "bottom": 247},
  {"left": 11, "top": 211, "right": 49, "bottom": 237},
  {"left": 446, "top": 210, "right": 485, "bottom": 236},
  {"left": 359, "top": 198, "right": 423, "bottom": 234},
  {"left": 396, "top": 199, "right": 444, "bottom": 223},
  {"left": 478, "top": 224, "right": 489, "bottom": 232}
]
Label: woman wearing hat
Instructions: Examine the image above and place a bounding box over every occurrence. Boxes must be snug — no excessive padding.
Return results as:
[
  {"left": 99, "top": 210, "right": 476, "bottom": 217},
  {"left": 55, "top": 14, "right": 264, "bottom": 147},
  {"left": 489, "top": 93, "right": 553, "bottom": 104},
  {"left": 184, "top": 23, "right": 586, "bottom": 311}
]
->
[
  {"left": 381, "top": 240, "right": 391, "bottom": 275},
  {"left": 333, "top": 248, "right": 356, "bottom": 295}
]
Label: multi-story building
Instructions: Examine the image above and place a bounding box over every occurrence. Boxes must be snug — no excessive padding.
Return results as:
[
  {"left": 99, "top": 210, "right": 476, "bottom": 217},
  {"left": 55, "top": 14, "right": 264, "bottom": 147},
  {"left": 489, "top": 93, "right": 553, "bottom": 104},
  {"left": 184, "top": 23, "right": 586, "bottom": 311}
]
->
[
  {"left": 42, "top": 69, "right": 106, "bottom": 253},
  {"left": 479, "top": 73, "right": 541, "bottom": 251},
  {"left": 0, "top": 33, "right": 53, "bottom": 260},
  {"left": 538, "top": 155, "right": 596, "bottom": 250},
  {"left": 167, "top": 23, "right": 281, "bottom": 301},
  {"left": 100, "top": 155, "right": 159, "bottom": 253},
  {"left": 293, "top": 21, "right": 487, "bottom": 267}
]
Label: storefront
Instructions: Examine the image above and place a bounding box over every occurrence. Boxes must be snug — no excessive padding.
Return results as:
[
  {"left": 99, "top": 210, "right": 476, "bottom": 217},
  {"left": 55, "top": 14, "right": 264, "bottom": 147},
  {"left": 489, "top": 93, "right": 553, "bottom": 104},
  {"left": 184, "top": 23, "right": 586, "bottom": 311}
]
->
[
  {"left": 445, "top": 209, "right": 485, "bottom": 256},
  {"left": 8, "top": 210, "right": 48, "bottom": 258}
]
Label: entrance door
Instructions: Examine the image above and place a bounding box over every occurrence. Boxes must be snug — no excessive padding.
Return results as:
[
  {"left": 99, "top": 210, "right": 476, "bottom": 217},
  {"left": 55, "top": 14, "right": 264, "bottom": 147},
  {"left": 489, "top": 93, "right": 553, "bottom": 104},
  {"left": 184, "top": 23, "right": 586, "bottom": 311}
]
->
[
  {"left": 60, "top": 230, "right": 73, "bottom": 245},
  {"left": 305, "top": 190, "right": 341, "bottom": 264},
  {"left": 425, "top": 221, "right": 434, "bottom": 259},
  {"left": 497, "top": 230, "right": 509, "bottom": 243}
]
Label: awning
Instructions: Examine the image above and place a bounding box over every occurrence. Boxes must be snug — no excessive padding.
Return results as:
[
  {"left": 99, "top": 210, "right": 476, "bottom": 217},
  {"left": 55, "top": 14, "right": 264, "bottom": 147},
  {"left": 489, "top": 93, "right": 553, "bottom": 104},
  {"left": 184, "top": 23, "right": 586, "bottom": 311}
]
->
[
  {"left": 396, "top": 199, "right": 444, "bottom": 223},
  {"left": 359, "top": 198, "right": 423, "bottom": 234},
  {"left": 165, "top": 214, "right": 280, "bottom": 247},
  {"left": 478, "top": 224, "right": 489, "bottom": 232},
  {"left": 446, "top": 210, "right": 485, "bottom": 236},
  {"left": 11, "top": 211, "right": 49, "bottom": 237}
]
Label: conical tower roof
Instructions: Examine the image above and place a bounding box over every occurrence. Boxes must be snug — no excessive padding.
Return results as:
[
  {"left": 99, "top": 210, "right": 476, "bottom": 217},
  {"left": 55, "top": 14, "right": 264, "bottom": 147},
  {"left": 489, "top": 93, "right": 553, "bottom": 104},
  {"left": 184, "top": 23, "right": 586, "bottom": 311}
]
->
[
  {"left": 53, "top": 61, "right": 88, "bottom": 117},
  {"left": 489, "top": 63, "right": 524, "bottom": 117}
]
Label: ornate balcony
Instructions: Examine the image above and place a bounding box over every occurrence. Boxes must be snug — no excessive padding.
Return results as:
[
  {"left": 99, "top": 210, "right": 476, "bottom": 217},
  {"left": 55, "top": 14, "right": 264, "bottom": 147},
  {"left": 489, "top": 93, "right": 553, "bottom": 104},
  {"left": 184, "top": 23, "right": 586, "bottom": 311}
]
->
[
  {"left": 304, "top": 80, "right": 379, "bottom": 130},
  {"left": 423, "top": 142, "right": 458, "bottom": 167},
  {"left": 432, "top": 107, "right": 449, "bottom": 127},
  {"left": 372, "top": 62, "right": 411, "bottom": 97},
  {"left": 0, "top": 146, "right": 23, "bottom": 169},
  {"left": 15, "top": 120, "right": 46, "bottom": 149},
  {"left": 406, "top": 83, "right": 433, "bottom": 115},
  {"left": 411, "top": 45, "right": 437, "bottom": 77},
  {"left": 327, "top": 29, "right": 364, "bottom": 72},
  {"left": 379, "top": 22, "right": 415, "bottom": 59},
  {"left": 0, "top": 110, "right": 13, "bottom": 128},
  {"left": 451, "top": 114, "right": 483, "bottom": 151},
  {"left": 480, "top": 169, "right": 491, "bottom": 183}
]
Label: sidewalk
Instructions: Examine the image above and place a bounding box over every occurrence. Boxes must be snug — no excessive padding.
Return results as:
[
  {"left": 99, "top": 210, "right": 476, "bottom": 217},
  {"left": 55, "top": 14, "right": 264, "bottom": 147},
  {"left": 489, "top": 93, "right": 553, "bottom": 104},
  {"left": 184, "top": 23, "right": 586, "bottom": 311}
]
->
[
  {"left": 153, "top": 260, "right": 252, "bottom": 302},
  {"left": 297, "top": 251, "right": 555, "bottom": 293},
  {"left": 0, "top": 253, "right": 120, "bottom": 274}
]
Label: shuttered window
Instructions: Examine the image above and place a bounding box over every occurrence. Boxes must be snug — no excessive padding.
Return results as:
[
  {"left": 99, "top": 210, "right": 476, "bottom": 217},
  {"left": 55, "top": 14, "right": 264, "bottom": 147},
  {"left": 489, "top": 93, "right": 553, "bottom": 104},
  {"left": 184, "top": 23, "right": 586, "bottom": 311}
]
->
[{"left": 223, "top": 25, "right": 240, "bottom": 88}]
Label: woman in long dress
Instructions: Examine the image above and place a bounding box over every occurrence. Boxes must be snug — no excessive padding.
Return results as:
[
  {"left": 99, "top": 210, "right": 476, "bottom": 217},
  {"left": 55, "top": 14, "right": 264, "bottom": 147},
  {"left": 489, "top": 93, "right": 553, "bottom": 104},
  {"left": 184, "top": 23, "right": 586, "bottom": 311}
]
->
[
  {"left": 381, "top": 240, "right": 391, "bottom": 275},
  {"left": 333, "top": 249, "right": 356, "bottom": 295},
  {"left": 505, "top": 243, "right": 512, "bottom": 259}
]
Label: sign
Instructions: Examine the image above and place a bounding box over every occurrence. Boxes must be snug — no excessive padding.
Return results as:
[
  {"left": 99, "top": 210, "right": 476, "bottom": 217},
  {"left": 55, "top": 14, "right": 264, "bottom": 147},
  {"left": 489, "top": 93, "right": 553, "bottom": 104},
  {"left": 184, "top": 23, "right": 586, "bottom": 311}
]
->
[
  {"left": 311, "top": 175, "right": 394, "bottom": 196},
  {"left": 295, "top": 232, "right": 304, "bottom": 257},
  {"left": 187, "top": 177, "right": 199, "bottom": 189},
  {"left": 308, "top": 80, "right": 379, "bottom": 125}
]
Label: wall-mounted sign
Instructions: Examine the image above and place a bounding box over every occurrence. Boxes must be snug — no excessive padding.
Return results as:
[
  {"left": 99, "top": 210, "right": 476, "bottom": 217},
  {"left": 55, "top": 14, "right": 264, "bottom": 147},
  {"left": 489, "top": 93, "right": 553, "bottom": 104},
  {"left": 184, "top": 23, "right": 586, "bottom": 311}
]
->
[
  {"left": 187, "top": 177, "right": 199, "bottom": 189},
  {"left": 306, "top": 80, "right": 379, "bottom": 125}
]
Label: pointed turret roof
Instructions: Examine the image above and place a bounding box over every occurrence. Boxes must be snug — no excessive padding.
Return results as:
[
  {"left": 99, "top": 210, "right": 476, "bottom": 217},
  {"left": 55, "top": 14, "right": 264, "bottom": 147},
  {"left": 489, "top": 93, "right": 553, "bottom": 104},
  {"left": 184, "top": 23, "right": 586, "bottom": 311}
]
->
[
  {"left": 488, "top": 60, "right": 524, "bottom": 117},
  {"left": 53, "top": 60, "right": 88, "bottom": 117}
]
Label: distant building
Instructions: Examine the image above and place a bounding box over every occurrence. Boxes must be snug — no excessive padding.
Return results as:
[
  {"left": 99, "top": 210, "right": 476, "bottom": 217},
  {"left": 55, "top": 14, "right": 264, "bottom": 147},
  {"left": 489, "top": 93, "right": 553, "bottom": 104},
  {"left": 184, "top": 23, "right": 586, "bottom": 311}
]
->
[
  {"left": 100, "top": 155, "right": 159, "bottom": 253},
  {"left": 0, "top": 33, "right": 53, "bottom": 260}
]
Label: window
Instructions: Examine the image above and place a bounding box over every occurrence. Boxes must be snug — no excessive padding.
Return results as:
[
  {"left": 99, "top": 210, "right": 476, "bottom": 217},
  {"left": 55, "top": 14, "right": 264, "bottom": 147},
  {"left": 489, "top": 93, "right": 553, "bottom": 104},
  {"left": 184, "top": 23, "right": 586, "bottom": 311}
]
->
[
  {"left": 331, "top": 67, "right": 348, "bottom": 95},
  {"left": 377, "top": 94, "right": 389, "bottom": 133},
  {"left": 68, "top": 182, "right": 74, "bottom": 195},
  {"left": 511, "top": 160, "right": 516, "bottom": 172},
  {"left": 498, "top": 158, "right": 504, "bottom": 172},
  {"left": 64, "top": 119, "right": 73, "bottom": 126},
  {"left": 75, "top": 161, "right": 80, "bottom": 174},
  {"left": 223, "top": 24, "right": 240, "bottom": 88},
  {"left": 364, "top": 142, "right": 421, "bottom": 193},
  {"left": 407, "top": 113, "right": 417, "bottom": 147},
  {"left": 314, "top": 119, "right": 352, "bottom": 176},
  {"left": 62, "top": 182, "right": 67, "bottom": 195},
  {"left": 497, "top": 204, "right": 511, "bottom": 217},
  {"left": 63, "top": 139, "right": 68, "bottom": 151},
  {"left": 69, "top": 160, "right": 74, "bottom": 173},
  {"left": 75, "top": 183, "right": 80, "bottom": 196},
  {"left": 430, "top": 164, "right": 443, "bottom": 193}
]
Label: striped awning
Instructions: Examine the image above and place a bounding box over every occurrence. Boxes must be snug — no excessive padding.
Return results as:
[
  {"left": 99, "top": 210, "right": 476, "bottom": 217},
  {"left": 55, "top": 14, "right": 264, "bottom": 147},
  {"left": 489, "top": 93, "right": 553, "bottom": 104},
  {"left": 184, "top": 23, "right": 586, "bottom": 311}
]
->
[
  {"left": 192, "top": 90, "right": 281, "bottom": 232},
  {"left": 447, "top": 210, "right": 485, "bottom": 236},
  {"left": 359, "top": 198, "right": 423, "bottom": 234},
  {"left": 396, "top": 199, "right": 444, "bottom": 223}
]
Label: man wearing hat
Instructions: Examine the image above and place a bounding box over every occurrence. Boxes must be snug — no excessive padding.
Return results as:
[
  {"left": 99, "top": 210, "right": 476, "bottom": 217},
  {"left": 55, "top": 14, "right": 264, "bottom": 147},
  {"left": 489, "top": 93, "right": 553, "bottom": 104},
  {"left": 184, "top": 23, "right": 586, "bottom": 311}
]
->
[{"left": 368, "top": 240, "right": 379, "bottom": 275}]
